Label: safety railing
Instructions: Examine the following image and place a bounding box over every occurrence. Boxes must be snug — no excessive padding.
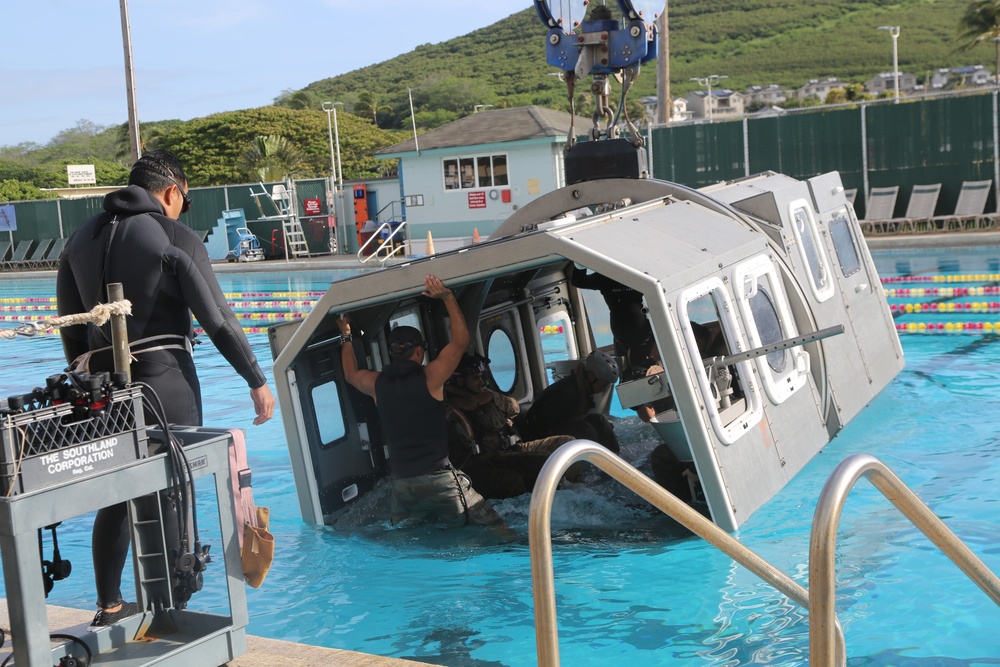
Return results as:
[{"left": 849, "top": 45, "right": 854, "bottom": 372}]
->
[
  {"left": 528, "top": 440, "right": 848, "bottom": 667},
  {"left": 809, "top": 453, "right": 1000, "bottom": 665},
  {"left": 357, "top": 221, "right": 407, "bottom": 265}
]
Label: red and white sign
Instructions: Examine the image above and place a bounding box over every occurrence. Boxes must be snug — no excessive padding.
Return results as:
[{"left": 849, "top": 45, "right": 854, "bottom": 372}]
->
[
  {"left": 303, "top": 198, "right": 322, "bottom": 215},
  {"left": 468, "top": 191, "right": 487, "bottom": 209}
]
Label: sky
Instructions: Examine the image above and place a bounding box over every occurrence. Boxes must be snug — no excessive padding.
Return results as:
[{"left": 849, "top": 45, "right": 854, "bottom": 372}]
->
[{"left": 0, "top": 0, "right": 536, "bottom": 148}]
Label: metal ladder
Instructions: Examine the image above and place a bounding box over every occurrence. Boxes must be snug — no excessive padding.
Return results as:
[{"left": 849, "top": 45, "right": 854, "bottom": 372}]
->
[
  {"left": 529, "top": 443, "right": 1000, "bottom": 667},
  {"left": 272, "top": 182, "right": 309, "bottom": 259}
]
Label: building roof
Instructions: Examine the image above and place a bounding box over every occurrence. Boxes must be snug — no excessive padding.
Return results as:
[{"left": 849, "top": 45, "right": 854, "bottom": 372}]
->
[{"left": 377, "top": 106, "right": 591, "bottom": 156}]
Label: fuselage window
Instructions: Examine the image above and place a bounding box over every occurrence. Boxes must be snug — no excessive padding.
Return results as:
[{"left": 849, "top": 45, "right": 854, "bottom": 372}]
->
[
  {"left": 312, "top": 380, "right": 346, "bottom": 447},
  {"left": 789, "top": 199, "right": 834, "bottom": 303},
  {"left": 829, "top": 207, "right": 862, "bottom": 278},
  {"left": 486, "top": 326, "right": 518, "bottom": 393},
  {"left": 679, "top": 278, "right": 763, "bottom": 445},
  {"left": 732, "top": 255, "right": 807, "bottom": 405}
]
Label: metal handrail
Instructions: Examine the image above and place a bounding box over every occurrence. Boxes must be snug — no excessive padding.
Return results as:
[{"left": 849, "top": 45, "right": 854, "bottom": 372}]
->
[
  {"left": 357, "top": 221, "right": 406, "bottom": 264},
  {"left": 809, "top": 453, "right": 1000, "bottom": 665},
  {"left": 529, "top": 440, "right": 847, "bottom": 667}
]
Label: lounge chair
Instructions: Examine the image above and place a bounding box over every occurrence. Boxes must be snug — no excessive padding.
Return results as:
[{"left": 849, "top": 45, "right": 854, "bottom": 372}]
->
[
  {"left": 944, "top": 179, "right": 992, "bottom": 230},
  {"left": 863, "top": 186, "right": 899, "bottom": 221},
  {"left": 891, "top": 183, "right": 942, "bottom": 233},
  {"left": 1, "top": 240, "right": 32, "bottom": 271},
  {"left": 41, "top": 238, "right": 66, "bottom": 269},
  {"left": 22, "top": 239, "right": 52, "bottom": 270},
  {"left": 0, "top": 241, "right": 10, "bottom": 265}
]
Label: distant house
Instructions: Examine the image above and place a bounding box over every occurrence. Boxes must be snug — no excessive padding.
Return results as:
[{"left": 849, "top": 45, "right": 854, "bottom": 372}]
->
[
  {"left": 864, "top": 71, "right": 919, "bottom": 95},
  {"left": 639, "top": 95, "right": 694, "bottom": 123},
  {"left": 376, "top": 106, "right": 590, "bottom": 254},
  {"left": 796, "top": 78, "right": 848, "bottom": 101},
  {"left": 930, "top": 65, "right": 992, "bottom": 89},
  {"left": 672, "top": 97, "right": 693, "bottom": 122},
  {"left": 744, "top": 84, "right": 788, "bottom": 108},
  {"left": 684, "top": 90, "right": 745, "bottom": 119}
]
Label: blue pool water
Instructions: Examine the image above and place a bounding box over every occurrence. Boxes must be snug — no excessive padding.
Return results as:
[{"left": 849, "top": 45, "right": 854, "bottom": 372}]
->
[{"left": 2, "top": 251, "right": 1000, "bottom": 666}]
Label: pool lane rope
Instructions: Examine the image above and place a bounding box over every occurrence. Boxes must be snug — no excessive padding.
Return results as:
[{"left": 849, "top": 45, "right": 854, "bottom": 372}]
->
[
  {"left": 0, "top": 300, "right": 132, "bottom": 340},
  {"left": 896, "top": 322, "right": 1000, "bottom": 333},
  {"left": 881, "top": 273, "right": 1000, "bottom": 284}
]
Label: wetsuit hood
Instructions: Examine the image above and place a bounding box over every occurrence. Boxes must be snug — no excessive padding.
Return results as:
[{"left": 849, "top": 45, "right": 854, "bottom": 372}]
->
[
  {"left": 382, "top": 359, "right": 424, "bottom": 379},
  {"left": 104, "top": 185, "right": 166, "bottom": 218}
]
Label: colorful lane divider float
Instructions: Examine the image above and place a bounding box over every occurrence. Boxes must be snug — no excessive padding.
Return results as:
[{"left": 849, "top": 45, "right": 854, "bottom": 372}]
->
[{"left": 881, "top": 273, "right": 1000, "bottom": 284}]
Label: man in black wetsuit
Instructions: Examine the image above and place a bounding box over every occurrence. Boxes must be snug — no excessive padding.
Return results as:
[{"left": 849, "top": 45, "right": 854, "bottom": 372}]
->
[
  {"left": 336, "top": 275, "right": 502, "bottom": 528},
  {"left": 57, "top": 149, "right": 275, "bottom": 626}
]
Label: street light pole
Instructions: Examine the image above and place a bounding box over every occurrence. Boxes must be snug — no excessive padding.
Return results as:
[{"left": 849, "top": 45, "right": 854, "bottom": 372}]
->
[
  {"left": 878, "top": 26, "right": 901, "bottom": 103},
  {"left": 689, "top": 75, "right": 727, "bottom": 122},
  {"left": 323, "top": 101, "right": 346, "bottom": 254}
]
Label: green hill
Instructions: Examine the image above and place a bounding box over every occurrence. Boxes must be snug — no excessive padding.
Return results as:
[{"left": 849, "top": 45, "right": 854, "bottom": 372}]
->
[
  {"left": 296, "top": 0, "right": 984, "bottom": 128},
  {"left": 2, "top": 0, "right": 992, "bottom": 192}
]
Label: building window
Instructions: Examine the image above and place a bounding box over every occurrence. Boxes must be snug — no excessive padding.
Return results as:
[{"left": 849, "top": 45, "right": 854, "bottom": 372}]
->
[{"left": 443, "top": 154, "right": 509, "bottom": 191}]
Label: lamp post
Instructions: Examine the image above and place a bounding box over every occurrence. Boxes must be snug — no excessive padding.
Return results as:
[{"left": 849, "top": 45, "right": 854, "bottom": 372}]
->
[
  {"left": 322, "top": 101, "right": 345, "bottom": 253},
  {"left": 878, "top": 26, "right": 900, "bottom": 103},
  {"left": 689, "top": 75, "right": 727, "bottom": 121},
  {"left": 474, "top": 104, "right": 493, "bottom": 113}
]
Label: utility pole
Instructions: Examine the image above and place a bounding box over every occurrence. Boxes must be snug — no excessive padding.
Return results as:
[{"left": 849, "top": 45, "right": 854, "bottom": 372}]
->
[
  {"left": 119, "top": 0, "right": 141, "bottom": 164},
  {"left": 656, "top": 6, "right": 669, "bottom": 125}
]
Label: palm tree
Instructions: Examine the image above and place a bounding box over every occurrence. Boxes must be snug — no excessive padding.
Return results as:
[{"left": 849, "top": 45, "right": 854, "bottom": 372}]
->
[
  {"left": 957, "top": 0, "right": 1000, "bottom": 83},
  {"left": 356, "top": 91, "right": 393, "bottom": 126},
  {"left": 240, "top": 135, "right": 303, "bottom": 183}
]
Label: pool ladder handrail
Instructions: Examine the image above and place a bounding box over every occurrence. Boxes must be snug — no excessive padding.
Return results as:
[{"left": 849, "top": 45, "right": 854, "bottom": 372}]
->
[
  {"left": 530, "top": 442, "right": 1000, "bottom": 666},
  {"left": 358, "top": 221, "right": 407, "bottom": 265},
  {"left": 810, "top": 453, "right": 1000, "bottom": 665}
]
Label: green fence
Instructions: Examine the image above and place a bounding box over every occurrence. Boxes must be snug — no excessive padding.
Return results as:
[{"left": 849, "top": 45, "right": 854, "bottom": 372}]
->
[
  {"left": 649, "top": 89, "right": 1000, "bottom": 220},
  {"left": 2, "top": 178, "right": 334, "bottom": 261}
]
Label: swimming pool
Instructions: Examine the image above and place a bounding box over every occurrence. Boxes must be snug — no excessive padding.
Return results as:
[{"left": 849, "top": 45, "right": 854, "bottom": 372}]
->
[{"left": 1, "top": 251, "right": 999, "bottom": 666}]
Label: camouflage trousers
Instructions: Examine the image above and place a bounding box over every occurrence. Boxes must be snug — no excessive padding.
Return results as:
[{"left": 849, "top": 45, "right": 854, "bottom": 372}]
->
[{"left": 390, "top": 468, "right": 503, "bottom": 528}]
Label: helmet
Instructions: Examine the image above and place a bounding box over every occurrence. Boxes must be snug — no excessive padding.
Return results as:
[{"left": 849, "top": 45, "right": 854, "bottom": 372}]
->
[
  {"left": 455, "top": 353, "right": 490, "bottom": 377},
  {"left": 585, "top": 350, "right": 620, "bottom": 385}
]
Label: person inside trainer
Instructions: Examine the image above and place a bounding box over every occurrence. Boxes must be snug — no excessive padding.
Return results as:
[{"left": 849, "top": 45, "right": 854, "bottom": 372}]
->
[
  {"left": 336, "top": 275, "right": 502, "bottom": 528},
  {"left": 519, "top": 350, "right": 621, "bottom": 454},
  {"left": 445, "top": 354, "right": 573, "bottom": 497}
]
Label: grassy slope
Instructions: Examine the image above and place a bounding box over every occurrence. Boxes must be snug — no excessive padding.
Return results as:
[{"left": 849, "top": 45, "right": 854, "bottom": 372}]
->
[{"left": 304, "top": 0, "right": 981, "bottom": 125}]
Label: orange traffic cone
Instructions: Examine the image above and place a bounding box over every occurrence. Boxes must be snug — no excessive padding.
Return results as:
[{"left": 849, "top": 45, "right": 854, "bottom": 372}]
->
[
  {"left": 473, "top": 228, "right": 480, "bottom": 243},
  {"left": 426, "top": 231, "right": 436, "bottom": 255}
]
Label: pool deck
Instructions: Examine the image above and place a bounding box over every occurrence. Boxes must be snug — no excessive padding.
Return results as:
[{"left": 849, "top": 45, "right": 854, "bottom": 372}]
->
[{"left": 0, "top": 599, "right": 438, "bottom": 666}]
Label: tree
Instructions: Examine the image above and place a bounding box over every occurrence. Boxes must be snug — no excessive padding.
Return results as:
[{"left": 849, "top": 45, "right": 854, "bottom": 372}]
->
[
  {"left": 355, "top": 91, "right": 393, "bottom": 126},
  {"left": 957, "top": 0, "right": 1000, "bottom": 83},
  {"left": 240, "top": 135, "right": 304, "bottom": 183},
  {"left": 0, "top": 179, "right": 57, "bottom": 202},
  {"left": 274, "top": 89, "right": 318, "bottom": 110}
]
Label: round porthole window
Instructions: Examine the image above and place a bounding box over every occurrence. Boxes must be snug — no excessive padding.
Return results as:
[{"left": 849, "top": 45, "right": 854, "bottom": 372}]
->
[
  {"left": 489, "top": 190, "right": 499, "bottom": 200},
  {"left": 486, "top": 327, "right": 517, "bottom": 393}
]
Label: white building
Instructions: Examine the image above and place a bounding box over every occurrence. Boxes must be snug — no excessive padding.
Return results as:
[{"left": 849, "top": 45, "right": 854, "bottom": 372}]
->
[
  {"left": 640, "top": 95, "right": 694, "bottom": 123},
  {"left": 744, "top": 84, "right": 788, "bottom": 107},
  {"left": 930, "top": 65, "right": 992, "bottom": 89},
  {"left": 376, "top": 106, "right": 589, "bottom": 254},
  {"left": 684, "top": 90, "right": 745, "bottom": 119},
  {"left": 864, "top": 71, "right": 919, "bottom": 95},
  {"left": 796, "top": 78, "right": 848, "bottom": 101}
]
